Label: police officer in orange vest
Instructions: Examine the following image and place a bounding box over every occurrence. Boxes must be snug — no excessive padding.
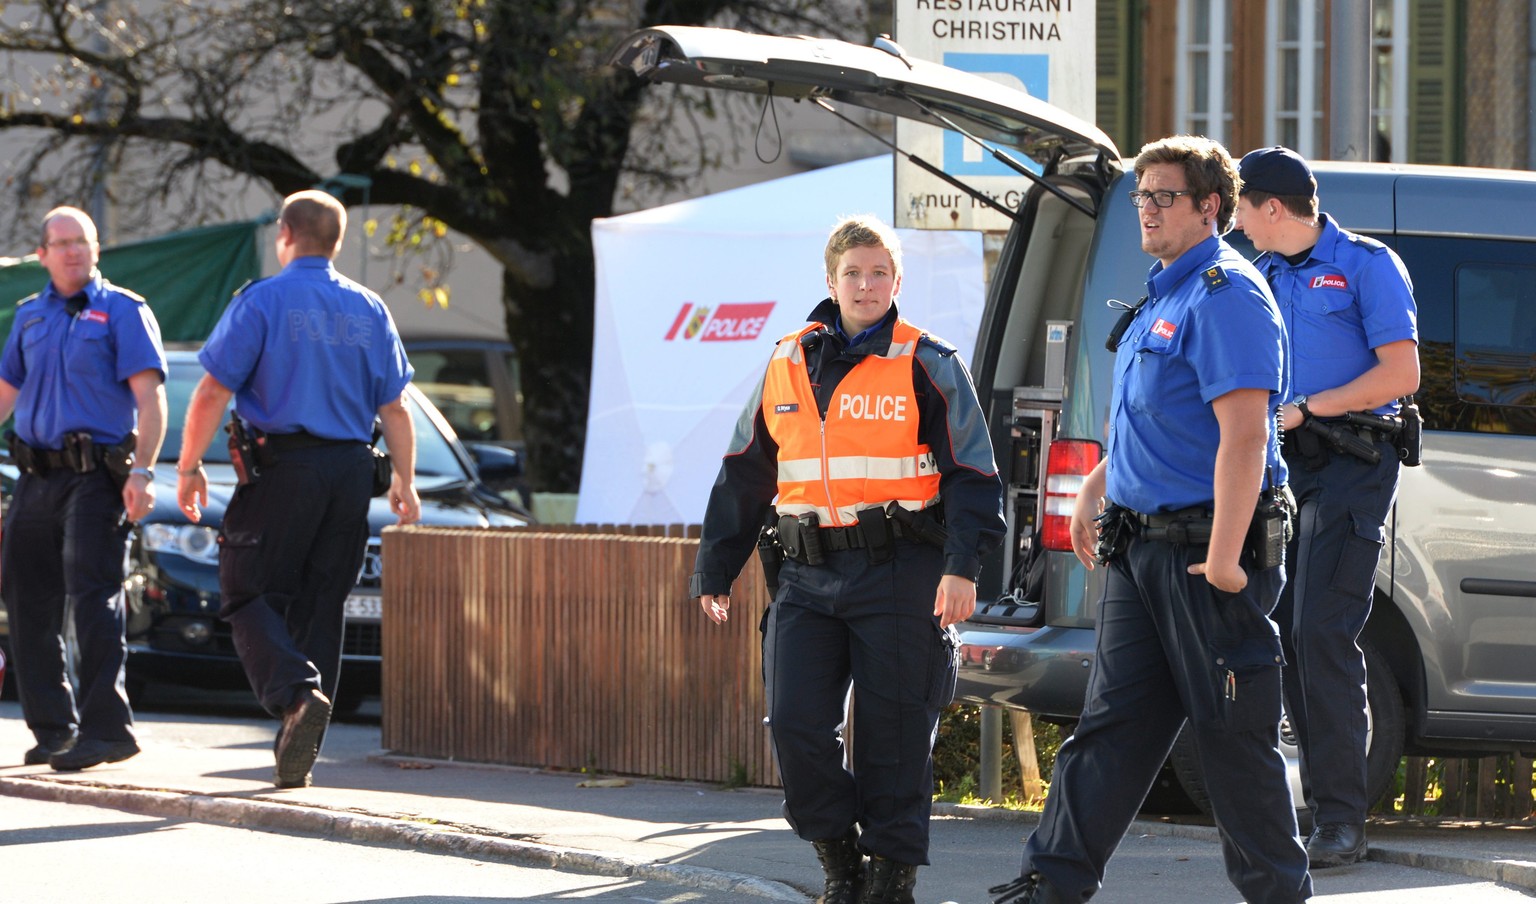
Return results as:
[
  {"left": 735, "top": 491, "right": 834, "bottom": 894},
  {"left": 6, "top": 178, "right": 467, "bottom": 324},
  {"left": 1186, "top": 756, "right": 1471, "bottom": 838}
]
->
[{"left": 691, "top": 215, "right": 1005, "bottom": 904}]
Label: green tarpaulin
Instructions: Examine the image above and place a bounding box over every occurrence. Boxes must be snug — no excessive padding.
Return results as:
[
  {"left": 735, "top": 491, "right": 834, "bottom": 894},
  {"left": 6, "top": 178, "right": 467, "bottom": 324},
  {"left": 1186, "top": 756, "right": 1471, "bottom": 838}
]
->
[{"left": 0, "top": 218, "right": 267, "bottom": 351}]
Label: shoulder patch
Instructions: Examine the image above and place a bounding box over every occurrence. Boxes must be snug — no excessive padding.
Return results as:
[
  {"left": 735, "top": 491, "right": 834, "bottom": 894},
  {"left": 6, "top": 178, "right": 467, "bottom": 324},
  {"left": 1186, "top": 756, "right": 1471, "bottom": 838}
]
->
[
  {"left": 1343, "top": 231, "right": 1390, "bottom": 254},
  {"left": 16, "top": 292, "right": 41, "bottom": 307},
  {"left": 232, "top": 276, "right": 270, "bottom": 297},
  {"left": 1201, "top": 265, "right": 1231, "bottom": 293},
  {"left": 918, "top": 333, "right": 957, "bottom": 357}
]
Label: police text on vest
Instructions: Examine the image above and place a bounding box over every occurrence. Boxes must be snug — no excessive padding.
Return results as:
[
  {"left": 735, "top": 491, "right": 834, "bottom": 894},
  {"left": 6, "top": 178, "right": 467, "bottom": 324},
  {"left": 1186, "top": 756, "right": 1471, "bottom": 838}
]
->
[{"left": 838, "top": 394, "right": 907, "bottom": 421}]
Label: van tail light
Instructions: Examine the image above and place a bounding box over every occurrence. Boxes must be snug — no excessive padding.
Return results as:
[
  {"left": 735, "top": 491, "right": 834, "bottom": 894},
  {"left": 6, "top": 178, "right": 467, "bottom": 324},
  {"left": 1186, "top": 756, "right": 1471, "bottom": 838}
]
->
[{"left": 1040, "top": 439, "right": 1102, "bottom": 552}]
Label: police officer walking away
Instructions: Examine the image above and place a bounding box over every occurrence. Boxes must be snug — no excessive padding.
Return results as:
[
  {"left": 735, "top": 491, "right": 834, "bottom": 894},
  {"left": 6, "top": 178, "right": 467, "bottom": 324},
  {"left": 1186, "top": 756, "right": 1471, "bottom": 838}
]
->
[
  {"left": 692, "top": 215, "right": 1004, "bottom": 904},
  {"left": 175, "top": 190, "right": 419, "bottom": 789},
  {"left": 982, "top": 136, "right": 1311, "bottom": 904},
  {"left": 1235, "top": 146, "right": 1419, "bottom": 868},
  {"left": 0, "top": 206, "right": 167, "bottom": 771}
]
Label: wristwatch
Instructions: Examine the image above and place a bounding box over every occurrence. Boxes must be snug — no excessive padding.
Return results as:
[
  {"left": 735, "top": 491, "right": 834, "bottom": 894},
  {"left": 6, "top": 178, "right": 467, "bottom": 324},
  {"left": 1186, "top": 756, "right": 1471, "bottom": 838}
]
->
[
  {"left": 1293, "top": 395, "right": 1312, "bottom": 422},
  {"left": 130, "top": 467, "right": 155, "bottom": 481}
]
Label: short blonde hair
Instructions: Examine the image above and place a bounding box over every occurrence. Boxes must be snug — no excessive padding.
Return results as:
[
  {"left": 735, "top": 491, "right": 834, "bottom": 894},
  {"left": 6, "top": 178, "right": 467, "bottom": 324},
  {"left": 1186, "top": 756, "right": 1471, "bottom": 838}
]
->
[
  {"left": 40, "top": 206, "right": 98, "bottom": 249},
  {"left": 824, "top": 215, "right": 903, "bottom": 280}
]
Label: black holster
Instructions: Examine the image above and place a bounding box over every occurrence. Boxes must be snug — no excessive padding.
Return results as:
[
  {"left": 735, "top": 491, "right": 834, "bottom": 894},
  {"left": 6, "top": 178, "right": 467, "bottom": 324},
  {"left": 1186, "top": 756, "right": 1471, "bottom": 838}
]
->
[
  {"left": 756, "top": 525, "right": 785, "bottom": 597},
  {"left": 226, "top": 419, "right": 262, "bottom": 486},
  {"left": 1092, "top": 505, "right": 1135, "bottom": 565}
]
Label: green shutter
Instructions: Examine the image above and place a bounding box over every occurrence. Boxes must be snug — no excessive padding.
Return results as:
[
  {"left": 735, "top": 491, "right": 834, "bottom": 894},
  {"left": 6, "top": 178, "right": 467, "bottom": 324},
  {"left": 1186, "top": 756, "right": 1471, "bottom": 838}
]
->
[
  {"left": 1097, "top": 0, "right": 1138, "bottom": 157},
  {"left": 1407, "top": 0, "right": 1462, "bottom": 164}
]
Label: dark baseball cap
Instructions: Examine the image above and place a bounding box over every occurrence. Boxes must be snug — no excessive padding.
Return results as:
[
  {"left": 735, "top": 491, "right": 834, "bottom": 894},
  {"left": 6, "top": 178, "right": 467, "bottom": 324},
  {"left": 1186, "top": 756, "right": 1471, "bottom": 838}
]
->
[{"left": 1238, "top": 146, "right": 1317, "bottom": 197}]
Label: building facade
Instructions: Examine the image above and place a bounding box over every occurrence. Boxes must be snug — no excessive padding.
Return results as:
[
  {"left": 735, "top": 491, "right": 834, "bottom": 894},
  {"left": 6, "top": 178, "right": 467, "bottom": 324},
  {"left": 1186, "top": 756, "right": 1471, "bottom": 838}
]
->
[{"left": 1097, "top": 0, "right": 1530, "bottom": 171}]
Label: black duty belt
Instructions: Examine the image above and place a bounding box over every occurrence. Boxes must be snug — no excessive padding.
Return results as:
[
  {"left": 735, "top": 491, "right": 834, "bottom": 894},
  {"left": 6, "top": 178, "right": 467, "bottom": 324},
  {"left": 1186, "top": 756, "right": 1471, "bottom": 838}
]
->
[
  {"left": 1131, "top": 506, "right": 1213, "bottom": 545},
  {"left": 262, "top": 431, "right": 361, "bottom": 453},
  {"left": 814, "top": 519, "right": 914, "bottom": 552},
  {"left": 1284, "top": 421, "right": 1388, "bottom": 449}
]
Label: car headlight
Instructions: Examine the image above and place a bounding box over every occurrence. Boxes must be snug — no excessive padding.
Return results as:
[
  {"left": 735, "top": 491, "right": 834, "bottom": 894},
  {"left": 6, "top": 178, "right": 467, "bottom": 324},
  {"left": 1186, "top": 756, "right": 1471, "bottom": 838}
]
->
[{"left": 141, "top": 523, "right": 221, "bottom": 565}]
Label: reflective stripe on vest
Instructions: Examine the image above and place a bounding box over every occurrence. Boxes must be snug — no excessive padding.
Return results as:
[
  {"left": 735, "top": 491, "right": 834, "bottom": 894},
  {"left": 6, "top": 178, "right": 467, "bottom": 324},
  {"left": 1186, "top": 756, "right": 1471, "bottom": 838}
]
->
[{"left": 764, "top": 320, "right": 941, "bottom": 527}]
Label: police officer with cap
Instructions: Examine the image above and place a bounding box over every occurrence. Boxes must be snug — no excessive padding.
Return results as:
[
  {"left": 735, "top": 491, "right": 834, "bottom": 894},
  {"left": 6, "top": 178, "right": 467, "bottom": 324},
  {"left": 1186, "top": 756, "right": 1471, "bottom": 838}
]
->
[
  {"left": 1235, "top": 146, "right": 1419, "bottom": 868},
  {"left": 984, "top": 136, "right": 1310, "bottom": 904},
  {"left": 175, "top": 189, "right": 419, "bottom": 789},
  {"left": 0, "top": 205, "right": 167, "bottom": 771}
]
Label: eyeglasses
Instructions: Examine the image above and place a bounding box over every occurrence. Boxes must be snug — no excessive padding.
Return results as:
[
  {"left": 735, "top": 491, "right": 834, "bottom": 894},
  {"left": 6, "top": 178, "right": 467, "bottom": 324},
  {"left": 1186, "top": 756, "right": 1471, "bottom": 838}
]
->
[
  {"left": 1128, "top": 189, "right": 1194, "bottom": 209},
  {"left": 44, "top": 237, "right": 94, "bottom": 251}
]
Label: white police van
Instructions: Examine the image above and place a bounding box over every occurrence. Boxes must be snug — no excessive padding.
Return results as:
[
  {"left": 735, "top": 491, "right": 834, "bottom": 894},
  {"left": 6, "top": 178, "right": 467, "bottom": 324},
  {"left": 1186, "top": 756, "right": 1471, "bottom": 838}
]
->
[{"left": 610, "top": 26, "right": 1536, "bottom": 814}]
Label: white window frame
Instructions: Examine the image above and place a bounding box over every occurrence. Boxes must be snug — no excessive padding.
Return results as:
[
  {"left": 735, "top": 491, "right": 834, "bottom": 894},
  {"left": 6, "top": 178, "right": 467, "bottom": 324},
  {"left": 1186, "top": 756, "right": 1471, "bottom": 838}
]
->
[
  {"left": 1263, "top": 0, "right": 1323, "bottom": 156},
  {"left": 1373, "top": 0, "right": 1410, "bottom": 163},
  {"left": 1175, "top": 0, "right": 1231, "bottom": 145}
]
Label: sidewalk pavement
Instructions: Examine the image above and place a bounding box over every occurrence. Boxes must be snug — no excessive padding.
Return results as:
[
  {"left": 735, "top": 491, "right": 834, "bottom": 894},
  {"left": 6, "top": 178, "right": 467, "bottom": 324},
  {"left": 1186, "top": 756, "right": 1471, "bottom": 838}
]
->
[{"left": 2, "top": 701, "right": 1535, "bottom": 902}]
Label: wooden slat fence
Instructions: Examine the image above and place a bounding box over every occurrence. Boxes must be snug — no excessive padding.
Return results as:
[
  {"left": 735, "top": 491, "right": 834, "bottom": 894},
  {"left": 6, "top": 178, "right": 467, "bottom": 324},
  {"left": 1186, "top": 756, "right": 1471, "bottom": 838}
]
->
[{"left": 381, "top": 525, "right": 776, "bottom": 787}]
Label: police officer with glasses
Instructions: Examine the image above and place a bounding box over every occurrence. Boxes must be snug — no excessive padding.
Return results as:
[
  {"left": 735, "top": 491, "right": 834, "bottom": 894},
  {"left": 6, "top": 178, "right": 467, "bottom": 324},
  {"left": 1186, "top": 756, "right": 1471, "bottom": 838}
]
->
[
  {"left": 983, "top": 136, "right": 1310, "bottom": 904},
  {"left": 0, "top": 205, "right": 167, "bottom": 772}
]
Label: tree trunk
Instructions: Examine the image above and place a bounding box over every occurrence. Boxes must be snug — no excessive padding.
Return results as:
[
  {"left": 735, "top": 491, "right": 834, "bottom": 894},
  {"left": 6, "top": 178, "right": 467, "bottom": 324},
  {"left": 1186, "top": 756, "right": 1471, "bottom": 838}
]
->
[{"left": 503, "top": 247, "right": 594, "bottom": 494}]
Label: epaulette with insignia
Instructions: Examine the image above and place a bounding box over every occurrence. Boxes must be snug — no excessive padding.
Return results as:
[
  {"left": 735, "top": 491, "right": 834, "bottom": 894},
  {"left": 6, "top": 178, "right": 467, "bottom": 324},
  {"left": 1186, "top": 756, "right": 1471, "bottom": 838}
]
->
[
  {"left": 16, "top": 292, "right": 41, "bottom": 307},
  {"left": 1201, "top": 266, "right": 1231, "bottom": 292},
  {"left": 118, "top": 287, "right": 146, "bottom": 303},
  {"left": 1344, "top": 231, "right": 1390, "bottom": 254},
  {"left": 918, "top": 333, "right": 957, "bottom": 357},
  {"left": 232, "top": 276, "right": 270, "bottom": 297}
]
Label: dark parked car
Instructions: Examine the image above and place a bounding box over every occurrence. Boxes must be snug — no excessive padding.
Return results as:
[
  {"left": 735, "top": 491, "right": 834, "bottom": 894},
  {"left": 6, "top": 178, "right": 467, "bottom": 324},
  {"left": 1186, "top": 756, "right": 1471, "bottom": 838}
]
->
[{"left": 1, "top": 348, "right": 533, "bottom": 712}]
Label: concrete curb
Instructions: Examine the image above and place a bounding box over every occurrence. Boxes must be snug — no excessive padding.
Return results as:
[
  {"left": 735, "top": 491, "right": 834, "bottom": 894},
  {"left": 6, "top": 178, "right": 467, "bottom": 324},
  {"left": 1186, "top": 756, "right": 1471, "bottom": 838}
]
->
[{"left": 0, "top": 775, "right": 809, "bottom": 902}]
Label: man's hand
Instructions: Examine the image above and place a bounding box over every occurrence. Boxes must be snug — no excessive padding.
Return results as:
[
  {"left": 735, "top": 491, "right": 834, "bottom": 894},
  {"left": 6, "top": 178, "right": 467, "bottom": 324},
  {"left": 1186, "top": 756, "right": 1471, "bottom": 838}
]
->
[
  {"left": 933, "top": 574, "right": 977, "bottom": 628},
  {"left": 1188, "top": 558, "right": 1248, "bottom": 594},
  {"left": 177, "top": 466, "right": 208, "bottom": 523},
  {"left": 123, "top": 474, "right": 156, "bottom": 522},
  {"left": 388, "top": 472, "right": 421, "bottom": 525},
  {"left": 699, "top": 593, "right": 731, "bottom": 624}
]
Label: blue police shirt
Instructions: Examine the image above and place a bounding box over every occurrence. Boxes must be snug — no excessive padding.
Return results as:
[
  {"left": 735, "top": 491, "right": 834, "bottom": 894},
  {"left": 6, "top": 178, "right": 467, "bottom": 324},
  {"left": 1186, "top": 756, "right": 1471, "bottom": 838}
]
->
[
  {"left": 1257, "top": 213, "right": 1417, "bottom": 414},
  {"left": 0, "top": 274, "right": 167, "bottom": 449},
  {"left": 1106, "top": 236, "right": 1288, "bottom": 514},
  {"left": 199, "top": 257, "right": 413, "bottom": 443}
]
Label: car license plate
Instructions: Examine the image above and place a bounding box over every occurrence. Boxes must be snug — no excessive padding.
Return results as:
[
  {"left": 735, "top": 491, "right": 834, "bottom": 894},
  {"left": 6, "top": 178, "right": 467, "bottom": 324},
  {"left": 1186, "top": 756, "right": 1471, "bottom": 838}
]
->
[{"left": 344, "top": 594, "right": 383, "bottom": 620}]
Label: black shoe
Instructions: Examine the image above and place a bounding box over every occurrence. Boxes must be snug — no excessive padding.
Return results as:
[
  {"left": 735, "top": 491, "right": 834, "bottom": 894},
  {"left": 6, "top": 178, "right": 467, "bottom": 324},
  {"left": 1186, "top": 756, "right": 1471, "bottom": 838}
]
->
[
  {"left": 24, "top": 735, "right": 77, "bottom": 766},
  {"left": 988, "top": 871, "right": 1067, "bottom": 904},
  {"left": 1307, "top": 822, "right": 1368, "bottom": 868},
  {"left": 857, "top": 856, "right": 916, "bottom": 904},
  {"left": 49, "top": 738, "right": 139, "bottom": 772},
  {"left": 812, "top": 828, "right": 865, "bottom": 904},
  {"left": 274, "top": 687, "right": 331, "bottom": 789}
]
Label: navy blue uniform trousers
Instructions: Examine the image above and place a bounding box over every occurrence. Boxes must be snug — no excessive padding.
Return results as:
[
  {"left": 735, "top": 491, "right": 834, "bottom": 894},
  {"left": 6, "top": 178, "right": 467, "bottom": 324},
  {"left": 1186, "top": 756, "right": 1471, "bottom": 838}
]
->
[
  {"left": 217, "top": 441, "right": 372, "bottom": 716},
  {"left": 1276, "top": 438, "right": 1397, "bottom": 826},
  {"left": 1022, "top": 536, "right": 1312, "bottom": 904},
  {"left": 2, "top": 468, "right": 134, "bottom": 746},
  {"left": 763, "top": 540, "right": 958, "bottom": 866}
]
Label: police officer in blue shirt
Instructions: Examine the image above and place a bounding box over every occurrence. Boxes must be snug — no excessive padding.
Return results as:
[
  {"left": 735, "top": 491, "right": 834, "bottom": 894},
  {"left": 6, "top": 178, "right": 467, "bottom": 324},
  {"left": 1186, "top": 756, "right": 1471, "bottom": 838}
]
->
[
  {"left": 174, "top": 190, "right": 419, "bottom": 789},
  {"left": 0, "top": 206, "right": 167, "bottom": 771},
  {"left": 986, "top": 137, "right": 1310, "bottom": 904},
  {"left": 1235, "top": 147, "right": 1419, "bottom": 868}
]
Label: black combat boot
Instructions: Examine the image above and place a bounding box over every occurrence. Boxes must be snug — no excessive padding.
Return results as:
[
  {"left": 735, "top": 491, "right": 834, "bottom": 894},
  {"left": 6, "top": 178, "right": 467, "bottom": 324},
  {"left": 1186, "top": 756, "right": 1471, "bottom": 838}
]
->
[
  {"left": 857, "top": 855, "right": 917, "bottom": 904},
  {"left": 811, "top": 827, "right": 865, "bottom": 904}
]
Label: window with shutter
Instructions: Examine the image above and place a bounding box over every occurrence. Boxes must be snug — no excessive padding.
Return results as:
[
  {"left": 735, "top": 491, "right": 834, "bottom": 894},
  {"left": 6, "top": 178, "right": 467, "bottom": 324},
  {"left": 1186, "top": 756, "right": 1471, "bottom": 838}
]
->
[{"left": 1407, "top": 0, "right": 1462, "bottom": 163}]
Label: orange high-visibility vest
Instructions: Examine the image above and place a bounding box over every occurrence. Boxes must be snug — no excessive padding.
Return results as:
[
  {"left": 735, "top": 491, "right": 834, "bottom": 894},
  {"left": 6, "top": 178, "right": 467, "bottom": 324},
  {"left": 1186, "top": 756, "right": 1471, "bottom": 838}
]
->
[{"left": 763, "top": 320, "right": 940, "bottom": 527}]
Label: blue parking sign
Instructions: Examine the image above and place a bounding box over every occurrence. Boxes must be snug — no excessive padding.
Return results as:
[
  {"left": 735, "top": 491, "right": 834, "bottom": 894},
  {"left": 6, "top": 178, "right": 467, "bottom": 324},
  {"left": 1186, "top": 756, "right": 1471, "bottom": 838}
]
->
[{"left": 942, "top": 52, "right": 1049, "bottom": 177}]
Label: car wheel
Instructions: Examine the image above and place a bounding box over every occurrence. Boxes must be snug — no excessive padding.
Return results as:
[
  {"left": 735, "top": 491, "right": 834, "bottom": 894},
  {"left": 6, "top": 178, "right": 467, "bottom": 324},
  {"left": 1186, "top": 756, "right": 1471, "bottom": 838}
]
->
[{"left": 1169, "top": 637, "right": 1405, "bottom": 823}]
